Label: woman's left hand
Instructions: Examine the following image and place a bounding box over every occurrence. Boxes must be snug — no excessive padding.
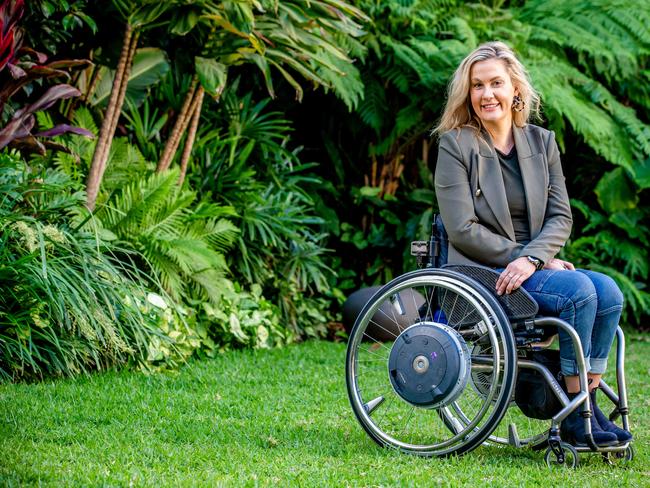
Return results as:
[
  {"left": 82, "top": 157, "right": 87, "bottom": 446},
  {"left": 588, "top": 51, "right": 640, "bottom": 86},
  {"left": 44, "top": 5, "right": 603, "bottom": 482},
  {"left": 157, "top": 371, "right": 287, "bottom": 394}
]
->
[
  {"left": 496, "top": 257, "right": 536, "bottom": 295},
  {"left": 544, "top": 258, "right": 575, "bottom": 271}
]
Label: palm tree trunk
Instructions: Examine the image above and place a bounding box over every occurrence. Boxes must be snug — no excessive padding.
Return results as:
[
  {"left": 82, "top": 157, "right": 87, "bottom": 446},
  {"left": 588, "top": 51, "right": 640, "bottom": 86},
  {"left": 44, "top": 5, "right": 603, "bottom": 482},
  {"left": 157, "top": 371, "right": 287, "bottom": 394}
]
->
[
  {"left": 178, "top": 86, "right": 205, "bottom": 186},
  {"left": 156, "top": 76, "right": 198, "bottom": 173},
  {"left": 100, "top": 30, "right": 140, "bottom": 171},
  {"left": 86, "top": 23, "right": 134, "bottom": 211}
]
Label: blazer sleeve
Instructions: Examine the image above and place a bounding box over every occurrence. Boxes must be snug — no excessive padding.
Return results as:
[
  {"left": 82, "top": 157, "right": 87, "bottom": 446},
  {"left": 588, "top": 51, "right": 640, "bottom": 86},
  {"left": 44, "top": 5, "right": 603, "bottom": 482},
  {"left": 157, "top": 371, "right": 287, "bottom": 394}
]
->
[
  {"left": 435, "top": 131, "right": 524, "bottom": 267},
  {"left": 520, "top": 131, "right": 573, "bottom": 263}
]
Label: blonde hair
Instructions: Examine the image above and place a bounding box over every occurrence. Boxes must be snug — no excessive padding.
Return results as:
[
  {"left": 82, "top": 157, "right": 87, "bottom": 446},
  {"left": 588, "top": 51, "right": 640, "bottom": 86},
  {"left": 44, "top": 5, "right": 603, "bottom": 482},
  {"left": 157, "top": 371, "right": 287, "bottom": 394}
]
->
[{"left": 433, "top": 41, "right": 540, "bottom": 135}]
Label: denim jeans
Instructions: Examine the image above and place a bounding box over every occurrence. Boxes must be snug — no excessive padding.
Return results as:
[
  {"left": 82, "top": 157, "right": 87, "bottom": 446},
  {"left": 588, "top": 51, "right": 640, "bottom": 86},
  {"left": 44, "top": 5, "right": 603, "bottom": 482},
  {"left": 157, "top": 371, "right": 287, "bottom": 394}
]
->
[{"left": 519, "top": 269, "right": 623, "bottom": 376}]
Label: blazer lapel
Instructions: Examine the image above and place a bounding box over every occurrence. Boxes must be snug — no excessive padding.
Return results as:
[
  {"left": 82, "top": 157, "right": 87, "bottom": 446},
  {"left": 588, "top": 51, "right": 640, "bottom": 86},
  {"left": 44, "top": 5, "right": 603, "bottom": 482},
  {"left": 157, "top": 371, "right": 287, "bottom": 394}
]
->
[
  {"left": 477, "top": 134, "right": 516, "bottom": 240},
  {"left": 513, "top": 125, "right": 546, "bottom": 239}
]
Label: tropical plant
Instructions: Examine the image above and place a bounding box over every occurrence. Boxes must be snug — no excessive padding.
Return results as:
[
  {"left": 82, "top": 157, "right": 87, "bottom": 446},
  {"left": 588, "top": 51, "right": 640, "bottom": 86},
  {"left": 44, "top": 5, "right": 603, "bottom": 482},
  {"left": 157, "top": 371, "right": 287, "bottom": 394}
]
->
[
  {"left": 84, "top": 1, "right": 169, "bottom": 210},
  {"left": 153, "top": 0, "right": 369, "bottom": 182},
  {"left": 0, "top": 0, "right": 92, "bottom": 153},
  {"left": 563, "top": 198, "right": 650, "bottom": 325},
  {"left": 183, "top": 83, "right": 336, "bottom": 333},
  {"left": 200, "top": 283, "right": 293, "bottom": 351},
  {"left": 83, "top": 0, "right": 369, "bottom": 210},
  {"left": 0, "top": 150, "right": 177, "bottom": 380},
  {"left": 92, "top": 168, "right": 239, "bottom": 305},
  {"left": 84, "top": 47, "right": 170, "bottom": 109},
  {"left": 22, "top": 0, "right": 97, "bottom": 55},
  {"left": 0, "top": 0, "right": 23, "bottom": 73}
]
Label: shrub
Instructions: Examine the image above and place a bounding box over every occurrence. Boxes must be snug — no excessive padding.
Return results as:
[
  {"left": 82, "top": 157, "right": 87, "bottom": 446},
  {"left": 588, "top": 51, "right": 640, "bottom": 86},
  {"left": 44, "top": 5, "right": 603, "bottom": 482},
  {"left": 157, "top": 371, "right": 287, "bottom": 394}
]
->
[{"left": 0, "top": 151, "right": 180, "bottom": 380}]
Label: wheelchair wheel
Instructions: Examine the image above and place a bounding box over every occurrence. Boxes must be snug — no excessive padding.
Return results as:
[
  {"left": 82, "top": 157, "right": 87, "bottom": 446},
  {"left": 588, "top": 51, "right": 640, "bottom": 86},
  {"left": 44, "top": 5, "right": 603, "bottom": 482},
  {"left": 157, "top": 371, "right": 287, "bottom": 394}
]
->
[
  {"left": 604, "top": 445, "right": 634, "bottom": 465},
  {"left": 346, "top": 268, "right": 517, "bottom": 457},
  {"left": 544, "top": 442, "right": 578, "bottom": 468}
]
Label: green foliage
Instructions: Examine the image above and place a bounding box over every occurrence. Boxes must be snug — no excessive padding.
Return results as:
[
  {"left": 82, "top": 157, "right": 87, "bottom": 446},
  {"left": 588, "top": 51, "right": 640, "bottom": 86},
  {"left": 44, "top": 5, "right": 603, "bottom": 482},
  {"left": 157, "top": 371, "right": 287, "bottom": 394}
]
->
[
  {"left": 0, "top": 151, "right": 177, "bottom": 380},
  {"left": 564, "top": 199, "right": 650, "bottom": 325},
  {"left": 89, "top": 48, "right": 171, "bottom": 108},
  {"left": 187, "top": 83, "right": 336, "bottom": 335},
  {"left": 164, "top": 0, "right": 368, "bottom": 109},
  {"left": 200, "top": 283, "right": 294, "bottom": 351},
  {"left": 23, "top": 0, "right": 97, "bottom": 54},
  {"left": 93, "top": 168, "right": 239, "bottom": 306}
]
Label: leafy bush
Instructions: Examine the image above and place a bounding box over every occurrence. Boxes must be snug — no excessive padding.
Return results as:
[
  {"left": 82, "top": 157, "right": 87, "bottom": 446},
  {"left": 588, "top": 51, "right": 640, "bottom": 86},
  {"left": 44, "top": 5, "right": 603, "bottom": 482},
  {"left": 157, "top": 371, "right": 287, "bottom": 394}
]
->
[
  {"left": 94, "top": 168, "right": 239, "bottom": 306},
  {"left": 186, "top": 84, "right": 338, "bottom": 336},
  {"left": 0, "top": 151, "right": 181, "bottom": 380},
  {"left": 200, "top": 283, "right": 294, "bottom": 351}
]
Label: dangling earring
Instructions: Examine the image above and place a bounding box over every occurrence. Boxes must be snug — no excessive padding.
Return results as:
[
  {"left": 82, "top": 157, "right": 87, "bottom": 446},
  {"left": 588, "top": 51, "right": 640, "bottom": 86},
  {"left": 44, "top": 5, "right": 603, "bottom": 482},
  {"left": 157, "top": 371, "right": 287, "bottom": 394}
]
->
[{"left": 512, "top": 95, "right": 525, "bottom": 112}]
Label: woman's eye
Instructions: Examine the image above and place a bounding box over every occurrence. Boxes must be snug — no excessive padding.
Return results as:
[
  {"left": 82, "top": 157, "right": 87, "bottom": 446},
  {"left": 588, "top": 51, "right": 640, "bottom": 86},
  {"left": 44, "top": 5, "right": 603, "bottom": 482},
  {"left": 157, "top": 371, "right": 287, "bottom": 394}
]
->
[
  {"left": 493, "top": 80, "right": 503, "bottom": 86},
  {"left": 473, "top": 83, "right": 482, "bottom": 89}
]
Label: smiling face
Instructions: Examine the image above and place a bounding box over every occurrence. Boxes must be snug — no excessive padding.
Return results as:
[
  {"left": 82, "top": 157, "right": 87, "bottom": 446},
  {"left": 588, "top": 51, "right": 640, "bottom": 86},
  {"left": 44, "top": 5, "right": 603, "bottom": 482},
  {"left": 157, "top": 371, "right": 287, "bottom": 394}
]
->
[{"left": 469, "top": 58, "right": 518, "bottom": 132}]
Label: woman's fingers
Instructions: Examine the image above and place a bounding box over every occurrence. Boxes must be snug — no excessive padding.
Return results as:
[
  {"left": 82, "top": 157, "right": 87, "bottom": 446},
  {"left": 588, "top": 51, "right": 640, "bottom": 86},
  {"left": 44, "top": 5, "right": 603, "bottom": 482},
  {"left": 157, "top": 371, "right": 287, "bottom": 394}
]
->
[
  {"left": 496, "top": 269, "right": 523, "bottom": 295},
  {"left": 496, "top": 269, "right": 511, "bottom": 295},
  {"left": 497, "top": 257, "right": 536, "bottom": 295},
  {"left": 505, "top": 273, "right": 527, "bottom": 295}
]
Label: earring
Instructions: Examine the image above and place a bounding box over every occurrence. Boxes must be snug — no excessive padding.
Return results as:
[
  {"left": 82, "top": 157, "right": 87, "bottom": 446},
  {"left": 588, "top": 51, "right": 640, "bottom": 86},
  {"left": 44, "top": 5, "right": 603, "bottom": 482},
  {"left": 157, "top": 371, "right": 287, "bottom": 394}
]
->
[{"left": 512, "top": 95, "right": 525, "bottom": 112}]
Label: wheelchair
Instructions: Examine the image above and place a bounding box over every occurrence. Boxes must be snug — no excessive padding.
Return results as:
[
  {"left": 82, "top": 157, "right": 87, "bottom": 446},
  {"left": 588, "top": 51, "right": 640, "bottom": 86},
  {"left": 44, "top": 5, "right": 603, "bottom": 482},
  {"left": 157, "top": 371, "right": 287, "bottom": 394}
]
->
[{"left": 345, "top": 217, "right": 633, "bottom": 467}]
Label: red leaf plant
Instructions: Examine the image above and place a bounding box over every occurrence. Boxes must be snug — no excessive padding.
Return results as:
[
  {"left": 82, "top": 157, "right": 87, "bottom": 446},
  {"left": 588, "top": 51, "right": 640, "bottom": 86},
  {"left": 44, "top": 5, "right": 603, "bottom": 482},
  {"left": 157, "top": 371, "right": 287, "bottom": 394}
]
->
[{"left": 0, "top": 0, "right": 93, "bottom": 154}]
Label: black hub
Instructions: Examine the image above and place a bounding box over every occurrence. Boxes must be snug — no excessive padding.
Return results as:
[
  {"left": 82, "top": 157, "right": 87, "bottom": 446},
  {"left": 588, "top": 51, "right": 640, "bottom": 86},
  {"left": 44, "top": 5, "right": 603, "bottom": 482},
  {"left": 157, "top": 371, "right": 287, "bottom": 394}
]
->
[{"left": 388, "top": 322, "right": 470, "bottom": 408}]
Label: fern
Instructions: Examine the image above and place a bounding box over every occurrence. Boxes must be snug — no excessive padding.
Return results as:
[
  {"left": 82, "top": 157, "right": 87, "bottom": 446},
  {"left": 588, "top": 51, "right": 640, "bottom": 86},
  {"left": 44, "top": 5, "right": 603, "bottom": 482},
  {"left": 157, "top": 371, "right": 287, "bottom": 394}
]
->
[
  {"left": 94, "top": 169, "right": 239, "bottom": 304},
  {"left": 590, "top": 264, "right": 650, "bottom": 324},
  {"left": 356, "top": 72, "right": 389, "bottom": 134}
]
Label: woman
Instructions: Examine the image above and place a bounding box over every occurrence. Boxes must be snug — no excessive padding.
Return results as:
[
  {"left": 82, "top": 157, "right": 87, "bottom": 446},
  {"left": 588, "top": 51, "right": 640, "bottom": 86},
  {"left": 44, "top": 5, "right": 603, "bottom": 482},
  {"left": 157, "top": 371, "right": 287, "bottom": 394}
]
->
[{"left": 433, "top": 41, "right": 631, "bottom": 447}]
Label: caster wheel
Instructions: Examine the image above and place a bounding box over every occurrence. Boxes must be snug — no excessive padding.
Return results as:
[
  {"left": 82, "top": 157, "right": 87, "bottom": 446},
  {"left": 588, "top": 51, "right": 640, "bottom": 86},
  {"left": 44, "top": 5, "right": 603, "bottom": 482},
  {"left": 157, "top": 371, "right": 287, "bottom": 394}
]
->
[
  {"left": 544, "top": 442, "right": 579, "bottom": 468},
  {"left": 604, "top": 445, "right": 634, "bottom": 465}
]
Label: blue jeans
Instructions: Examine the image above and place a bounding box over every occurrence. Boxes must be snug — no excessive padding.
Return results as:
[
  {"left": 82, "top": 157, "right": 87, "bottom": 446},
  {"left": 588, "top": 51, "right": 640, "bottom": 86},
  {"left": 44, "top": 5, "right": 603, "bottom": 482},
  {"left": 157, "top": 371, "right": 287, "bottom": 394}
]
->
[{"left": 518, "top": 269, "right": 623, "bottom": 376}]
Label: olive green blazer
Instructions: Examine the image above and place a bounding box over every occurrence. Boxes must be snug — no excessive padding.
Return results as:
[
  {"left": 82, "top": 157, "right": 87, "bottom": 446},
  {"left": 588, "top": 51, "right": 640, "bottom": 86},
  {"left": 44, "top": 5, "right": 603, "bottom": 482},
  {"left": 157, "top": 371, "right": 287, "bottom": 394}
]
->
[{"left": 434, "top": 124, "right": 573, "bottom": 267}]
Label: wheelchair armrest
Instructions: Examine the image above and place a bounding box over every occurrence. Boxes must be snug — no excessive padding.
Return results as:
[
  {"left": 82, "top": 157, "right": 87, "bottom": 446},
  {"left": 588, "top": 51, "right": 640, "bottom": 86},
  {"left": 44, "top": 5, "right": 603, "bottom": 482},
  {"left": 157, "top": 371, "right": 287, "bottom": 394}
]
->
[{"left": 443, "top": 264, "right": 539, "bottom": 320}]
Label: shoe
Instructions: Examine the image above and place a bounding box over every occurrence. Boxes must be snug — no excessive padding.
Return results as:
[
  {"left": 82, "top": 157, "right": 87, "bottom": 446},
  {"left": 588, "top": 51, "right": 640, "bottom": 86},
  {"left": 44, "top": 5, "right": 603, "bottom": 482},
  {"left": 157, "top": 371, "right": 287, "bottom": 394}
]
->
[
  {"left": 590, "top": 388, "right": 633, "bottom": 443},
  {"left": 560, "top": 393, "right": 618, "bottom": 447}
]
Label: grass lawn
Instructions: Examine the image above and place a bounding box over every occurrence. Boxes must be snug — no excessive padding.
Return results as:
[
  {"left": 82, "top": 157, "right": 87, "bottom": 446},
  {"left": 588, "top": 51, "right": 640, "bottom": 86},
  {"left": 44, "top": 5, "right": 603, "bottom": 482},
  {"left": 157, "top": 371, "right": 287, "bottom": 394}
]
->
[{"left": 1, "top": 334, "right": 648, "bottom": 487}]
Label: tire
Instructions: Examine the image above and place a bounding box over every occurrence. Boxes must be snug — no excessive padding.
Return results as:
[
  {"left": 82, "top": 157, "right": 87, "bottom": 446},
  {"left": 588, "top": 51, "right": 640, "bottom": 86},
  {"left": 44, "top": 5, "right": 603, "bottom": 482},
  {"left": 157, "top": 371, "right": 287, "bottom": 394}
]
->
[{"left": 345, "top": 268, "right": 517, "bottom": 457}]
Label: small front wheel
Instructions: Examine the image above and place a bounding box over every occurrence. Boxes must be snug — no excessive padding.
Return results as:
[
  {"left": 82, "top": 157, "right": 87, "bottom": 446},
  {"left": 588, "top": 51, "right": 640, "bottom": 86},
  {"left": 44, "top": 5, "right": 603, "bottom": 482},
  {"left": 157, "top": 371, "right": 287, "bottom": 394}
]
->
[
  {"left": 545, "top": 442, "right": 579, "bottom": 468},
  {"left": 604, "top": 444, "right": 634, "bottom": 465}
]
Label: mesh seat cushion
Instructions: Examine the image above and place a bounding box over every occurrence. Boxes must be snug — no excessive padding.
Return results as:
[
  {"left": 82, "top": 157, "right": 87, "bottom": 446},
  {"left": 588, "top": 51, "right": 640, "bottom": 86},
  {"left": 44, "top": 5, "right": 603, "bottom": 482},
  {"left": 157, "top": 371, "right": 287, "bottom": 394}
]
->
[{"left": 443, "top": 264, "right": 539, "bottom": 320}]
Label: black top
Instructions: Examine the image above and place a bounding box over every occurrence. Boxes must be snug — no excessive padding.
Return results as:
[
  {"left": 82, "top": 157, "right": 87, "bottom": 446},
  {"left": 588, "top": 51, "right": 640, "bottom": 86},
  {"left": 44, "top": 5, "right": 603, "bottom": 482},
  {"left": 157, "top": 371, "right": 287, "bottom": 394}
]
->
[{"left": 496, "top": 146, "right": 530, "bottom": 244}]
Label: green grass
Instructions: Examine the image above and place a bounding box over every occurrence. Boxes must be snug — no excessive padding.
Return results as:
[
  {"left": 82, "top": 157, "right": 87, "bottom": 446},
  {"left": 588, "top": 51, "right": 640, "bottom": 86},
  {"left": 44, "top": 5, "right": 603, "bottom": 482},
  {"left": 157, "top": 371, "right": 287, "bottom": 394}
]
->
[{"left": 1, "top": 335, "right": 648, "bottom": 487}]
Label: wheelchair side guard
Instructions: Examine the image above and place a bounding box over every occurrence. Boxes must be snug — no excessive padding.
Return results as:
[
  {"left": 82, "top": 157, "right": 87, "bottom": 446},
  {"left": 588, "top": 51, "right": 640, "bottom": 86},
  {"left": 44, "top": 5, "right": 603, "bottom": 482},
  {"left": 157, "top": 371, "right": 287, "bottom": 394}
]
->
[{"left": 443, "top": 264, "right": 539, "bottom": 320}]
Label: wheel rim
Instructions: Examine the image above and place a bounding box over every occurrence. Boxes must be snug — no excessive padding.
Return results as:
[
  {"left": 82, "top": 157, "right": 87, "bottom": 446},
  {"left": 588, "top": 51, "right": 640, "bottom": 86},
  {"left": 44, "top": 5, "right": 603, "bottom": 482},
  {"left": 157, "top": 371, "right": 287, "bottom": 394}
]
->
[{"left": 346, "top": 271, "right": 516, "bottom": 456}]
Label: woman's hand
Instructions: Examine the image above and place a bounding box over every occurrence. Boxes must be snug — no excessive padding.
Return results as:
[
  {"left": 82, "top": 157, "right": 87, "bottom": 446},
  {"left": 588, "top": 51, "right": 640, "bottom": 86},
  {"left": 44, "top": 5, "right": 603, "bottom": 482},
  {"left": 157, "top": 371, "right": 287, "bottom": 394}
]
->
[
  {"left": 544, "top": 258, "right": 575, "bottom": 271},
  {"left": 496, "top": 257, "right": 536, "bottom": 295}
]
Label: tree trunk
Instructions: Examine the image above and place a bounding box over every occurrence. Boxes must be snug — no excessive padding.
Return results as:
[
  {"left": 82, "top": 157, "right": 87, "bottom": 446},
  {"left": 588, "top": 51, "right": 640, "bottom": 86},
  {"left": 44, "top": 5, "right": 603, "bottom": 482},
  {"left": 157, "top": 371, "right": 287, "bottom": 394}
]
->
[
  {"left": 100, "top": 30, "right": 140, "bottom": 173},
  {"left": 156, "top": 77, "right": 198, "bottom": 173},
  {"left": 86, "top": 24, "right": 134, "bottom": 211},
  {"left": 178, "top": 86, "right": 205, "bottom": 186}
]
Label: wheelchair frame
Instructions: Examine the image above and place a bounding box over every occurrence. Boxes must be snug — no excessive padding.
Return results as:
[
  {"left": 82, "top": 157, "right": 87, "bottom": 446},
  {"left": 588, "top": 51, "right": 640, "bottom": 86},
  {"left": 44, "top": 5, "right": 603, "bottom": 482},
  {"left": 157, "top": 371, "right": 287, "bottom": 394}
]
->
[{"left": 345, "top": 221, "right": 633, "bottom": 467}]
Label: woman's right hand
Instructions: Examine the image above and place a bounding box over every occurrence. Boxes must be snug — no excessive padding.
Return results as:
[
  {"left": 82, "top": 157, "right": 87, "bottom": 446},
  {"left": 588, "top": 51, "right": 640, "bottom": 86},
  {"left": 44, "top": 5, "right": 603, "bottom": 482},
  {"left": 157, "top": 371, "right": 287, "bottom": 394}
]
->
[{"left": 544, "top": 258, "right": 575, "bottom": 271}]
